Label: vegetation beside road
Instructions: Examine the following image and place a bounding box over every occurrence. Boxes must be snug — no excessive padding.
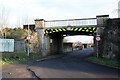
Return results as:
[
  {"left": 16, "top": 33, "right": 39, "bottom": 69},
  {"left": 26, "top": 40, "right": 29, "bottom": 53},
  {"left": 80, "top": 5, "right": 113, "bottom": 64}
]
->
[
  {"left": 0, "top": 52, "right": 42, "bottom": 65},
  {"left": 2, "top": 27, "right": 32, "bottom": 40},
  {"left": 87, "top": 57, "right": 120, "bottom": 68}
]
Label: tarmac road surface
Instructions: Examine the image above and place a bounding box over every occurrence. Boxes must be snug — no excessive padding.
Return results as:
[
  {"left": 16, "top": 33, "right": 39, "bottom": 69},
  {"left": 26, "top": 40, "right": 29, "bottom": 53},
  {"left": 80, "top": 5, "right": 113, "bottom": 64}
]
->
[
  {"left": 2, "top": 48, "right": 120, "bottom": 79},
  {"left": 28, "top": 48, "right": 120, "bottom": 78}
]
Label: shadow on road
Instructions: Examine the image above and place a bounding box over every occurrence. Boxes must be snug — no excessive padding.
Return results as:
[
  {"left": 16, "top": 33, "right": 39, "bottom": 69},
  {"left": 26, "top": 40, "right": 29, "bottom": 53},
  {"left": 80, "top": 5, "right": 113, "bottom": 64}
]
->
[{"left": 24, "top": 48, "right": 120, "bottom": 78}]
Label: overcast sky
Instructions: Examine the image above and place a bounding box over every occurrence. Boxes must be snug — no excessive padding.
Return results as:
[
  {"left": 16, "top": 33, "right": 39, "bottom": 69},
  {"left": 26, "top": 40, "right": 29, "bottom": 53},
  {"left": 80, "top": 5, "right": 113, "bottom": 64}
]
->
[{"left": 0, "top": 0, "right": 119, "bottom": 42}]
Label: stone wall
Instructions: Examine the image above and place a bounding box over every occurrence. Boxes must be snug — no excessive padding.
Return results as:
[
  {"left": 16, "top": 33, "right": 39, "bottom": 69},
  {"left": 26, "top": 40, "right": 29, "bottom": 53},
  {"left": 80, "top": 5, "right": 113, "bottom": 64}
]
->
[
  {"left": 102, "top": 18, "right": 120, "bottom": 59},
  {"left": 29, "top": 32, "right": 40, "bottom": 53}
]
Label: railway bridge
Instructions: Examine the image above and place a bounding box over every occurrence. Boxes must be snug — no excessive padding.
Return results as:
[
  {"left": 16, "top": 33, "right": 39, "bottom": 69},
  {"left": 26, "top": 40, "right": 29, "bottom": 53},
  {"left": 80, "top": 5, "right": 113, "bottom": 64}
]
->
[{"left": 34, "top": 15, "right": 109, "bottom": 56}]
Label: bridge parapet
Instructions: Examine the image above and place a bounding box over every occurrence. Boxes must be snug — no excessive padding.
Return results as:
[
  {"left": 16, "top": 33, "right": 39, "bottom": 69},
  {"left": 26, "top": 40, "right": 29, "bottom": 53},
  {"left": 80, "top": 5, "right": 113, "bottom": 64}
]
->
[{"left": 45, "top": 18, "right": 97, "bottom": 28}]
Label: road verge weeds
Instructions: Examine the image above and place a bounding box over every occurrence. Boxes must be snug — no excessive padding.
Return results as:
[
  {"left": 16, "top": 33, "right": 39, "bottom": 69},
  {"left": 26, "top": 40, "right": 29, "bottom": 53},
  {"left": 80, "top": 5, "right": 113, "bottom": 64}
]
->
[
  {"left": 0, "top": 52, "right": 42, "bottom": 65},
  {"left": 87, "top": 57, "right": 120, "bottom": 69}
]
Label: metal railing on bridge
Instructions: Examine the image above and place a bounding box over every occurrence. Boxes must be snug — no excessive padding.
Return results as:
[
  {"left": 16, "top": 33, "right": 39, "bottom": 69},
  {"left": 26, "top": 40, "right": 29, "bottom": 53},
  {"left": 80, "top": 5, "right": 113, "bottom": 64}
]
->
[{"left": 45, "top": 18, "right": 97, "bottom": 28}]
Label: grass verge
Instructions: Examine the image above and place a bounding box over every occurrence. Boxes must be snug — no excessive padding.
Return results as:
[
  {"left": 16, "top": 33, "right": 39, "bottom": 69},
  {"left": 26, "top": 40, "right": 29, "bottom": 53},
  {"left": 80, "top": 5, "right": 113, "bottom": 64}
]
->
[
  {"left": 0, "top": 52, "right": 42, "bottom": 65},
  {"left": 87, "top": 57, "right": 120, "bottom": 68}
]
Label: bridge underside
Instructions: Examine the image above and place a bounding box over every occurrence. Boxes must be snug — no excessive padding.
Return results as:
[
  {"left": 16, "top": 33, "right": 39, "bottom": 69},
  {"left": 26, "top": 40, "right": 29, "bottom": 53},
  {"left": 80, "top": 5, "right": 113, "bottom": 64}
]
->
[{"left": 44, "top": 26, "right": 97, "bottom": 55}]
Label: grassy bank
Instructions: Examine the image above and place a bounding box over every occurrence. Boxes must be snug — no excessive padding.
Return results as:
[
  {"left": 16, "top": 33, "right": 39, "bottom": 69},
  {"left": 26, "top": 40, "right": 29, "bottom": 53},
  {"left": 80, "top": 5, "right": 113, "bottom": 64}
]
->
[
  {"left": 0, "top": 52, "right": 42, "bottom": 65},
  {"left": 87, "top": 57, "right": 120, "bottom": 68}
]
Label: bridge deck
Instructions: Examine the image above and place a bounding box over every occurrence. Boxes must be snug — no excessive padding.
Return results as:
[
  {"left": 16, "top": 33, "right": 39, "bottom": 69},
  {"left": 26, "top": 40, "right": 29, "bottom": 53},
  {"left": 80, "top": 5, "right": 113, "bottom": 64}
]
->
[{"left": 44, "top": 18, "right": 97, "bottom": 35}]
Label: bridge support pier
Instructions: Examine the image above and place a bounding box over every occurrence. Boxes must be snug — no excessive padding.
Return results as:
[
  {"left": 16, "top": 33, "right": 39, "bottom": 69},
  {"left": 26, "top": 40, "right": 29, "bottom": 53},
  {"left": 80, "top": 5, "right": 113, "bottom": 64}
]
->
[
  {"left": 35, "top": 19, "right": 48, "bottom": 56},
  {"left": 94, "top": 15, "right": 109, "bottom": 57},
  {"left": 35, "top": 19, "right": 63, "bottom": 56},
  {"left": 51, "top": 34, "right": 63, "bottom": 54}
]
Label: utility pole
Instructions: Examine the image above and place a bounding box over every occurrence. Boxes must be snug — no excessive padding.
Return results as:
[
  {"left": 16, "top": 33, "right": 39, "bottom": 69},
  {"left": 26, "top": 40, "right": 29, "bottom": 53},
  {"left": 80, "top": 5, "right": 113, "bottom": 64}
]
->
[{"left": 27, "top": 24, "right": 29, "bottom": 56}]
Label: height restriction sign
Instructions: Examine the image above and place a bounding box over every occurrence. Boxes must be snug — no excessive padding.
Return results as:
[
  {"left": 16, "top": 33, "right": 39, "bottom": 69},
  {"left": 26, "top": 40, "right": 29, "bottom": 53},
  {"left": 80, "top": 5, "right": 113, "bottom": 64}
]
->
[
  {"left": 26, "top": 35, "right": 31, "bottom": 40},
  {"left": 67, "top": 26, "right": 71, "bottom": 31},
  {"left": 96, "top": 35, "right": 101, "bottom": 41}
]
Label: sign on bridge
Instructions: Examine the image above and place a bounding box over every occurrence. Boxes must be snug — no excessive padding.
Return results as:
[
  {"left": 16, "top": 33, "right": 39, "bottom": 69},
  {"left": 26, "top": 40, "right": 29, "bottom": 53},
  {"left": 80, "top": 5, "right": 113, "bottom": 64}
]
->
[{"left": 67, "top": 26, "right": 71, "bottom": 31}]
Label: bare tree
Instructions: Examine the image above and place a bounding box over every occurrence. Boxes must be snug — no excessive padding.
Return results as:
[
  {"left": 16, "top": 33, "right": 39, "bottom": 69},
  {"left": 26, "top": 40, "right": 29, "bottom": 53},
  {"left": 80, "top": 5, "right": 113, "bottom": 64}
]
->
[{"left": 0, "top": 4, "right": 9, "bottom": 38}]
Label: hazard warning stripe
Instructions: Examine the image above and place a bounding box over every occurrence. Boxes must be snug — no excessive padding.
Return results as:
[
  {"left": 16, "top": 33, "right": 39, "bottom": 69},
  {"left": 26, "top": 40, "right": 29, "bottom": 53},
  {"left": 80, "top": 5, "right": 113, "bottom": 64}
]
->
[{"left": 44, "top": 27, "right": 96, "bottom": 34}]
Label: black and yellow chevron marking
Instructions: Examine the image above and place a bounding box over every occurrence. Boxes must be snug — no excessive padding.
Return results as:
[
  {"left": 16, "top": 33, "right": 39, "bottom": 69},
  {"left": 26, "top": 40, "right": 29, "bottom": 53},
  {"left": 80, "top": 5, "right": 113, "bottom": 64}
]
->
[{"left": 44, "top": 27, "right": 96, "bottom": 34}]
